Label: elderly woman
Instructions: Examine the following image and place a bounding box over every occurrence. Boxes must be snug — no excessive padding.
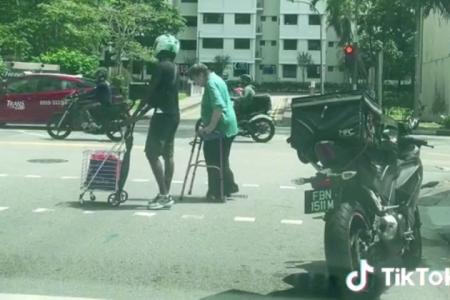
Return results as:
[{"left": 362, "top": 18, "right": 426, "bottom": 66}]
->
[{"left": 188, "top": 64, "right": 239, "bottom": 201}]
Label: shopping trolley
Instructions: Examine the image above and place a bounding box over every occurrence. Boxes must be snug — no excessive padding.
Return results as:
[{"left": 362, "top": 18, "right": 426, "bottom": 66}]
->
[
  {"left": 79, "top": 142, "right": 128, "bottom": 206},
  {"left": 179, "top": 119, "right": 225, "bottom": 202}
]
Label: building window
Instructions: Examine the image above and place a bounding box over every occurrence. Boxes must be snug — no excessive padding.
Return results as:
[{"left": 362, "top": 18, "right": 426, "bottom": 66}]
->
[
  {"left": 309, "top": 15, "right": 321, "bottom": 25},
  {"left": 184, "top": 16, "right": 197, "bottom": 27},
  {"left": 181, "top": 0, "right": 197, "bottom": 2},
  {"left": 235, "top": 14, "right": 251, "bottom": 24},
  {"left": 284, "top": 14, "right": 298, "bottom": 25},
  {"left": 271, "top": 41, "right": 277, "bottom": 46},
  {"left": 203, "top": 13, "right": 224, "bottom": 24},
  {"left": 272, "top": 16, "right": 277, "bottom": 22},
  {"left": 262, "top": 65, "right": 276, "bottom": 75},
  {"left": 260, "top": 40, "right": 266, "bottom": 46},
  {"left": 180, "top": 40, "right": 197, "bottom": 50},
  {"left": 261, "top": 16, "right": 266, "bottom": 21},
  {"left": 283, "top": 39, "right": 297, "bottom": 50},
  {"left": 328, "top": 41, "right": 335, "bottom": 47},
  {"left": 283, "top": 65, "right": 297, "bottom": 78},
  {"left": 308, "top": 40, "right": 321, "bottom": 51},
  {"left": 233, "top": 63, "right": 250, "bottom": 77},
  {"left": 203, "top": 38, "right": 223, "bottom": 49},
  {"left": 307, "top": 65, "right": 320, "bottom": 78},
  {"left": 328, "top": 66, "right": 335, "bottom": 72},
  {"left": 234, "top": 39, "right": 251, "bottom": 49}
]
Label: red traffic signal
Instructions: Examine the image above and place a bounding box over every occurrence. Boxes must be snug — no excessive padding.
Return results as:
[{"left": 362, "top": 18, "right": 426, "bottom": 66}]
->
[{"left": 344, "top": 45, "right": 355, "bottom": 55}]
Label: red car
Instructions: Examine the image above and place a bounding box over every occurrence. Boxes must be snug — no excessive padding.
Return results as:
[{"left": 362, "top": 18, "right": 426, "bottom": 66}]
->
[{"left": 0, "top": 73, "right": 120, "bottom": 125}]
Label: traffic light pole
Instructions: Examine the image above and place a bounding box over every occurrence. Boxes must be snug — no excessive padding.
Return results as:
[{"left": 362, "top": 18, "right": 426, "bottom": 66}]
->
[{"left": 352, "top": 43, "right": 358, "bottom": 91}]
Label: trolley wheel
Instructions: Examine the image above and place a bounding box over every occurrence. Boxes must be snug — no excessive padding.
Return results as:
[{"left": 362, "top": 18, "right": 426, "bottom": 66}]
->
[
  {"left": 119, "top": 190, "right": 128, "bottom": 203},
  {"left": 89, "top": 193, "right": 96, "bottom": 201},
  {"left": 108, "top": 193, "right": 121, "bottom": 207},
  {"left": 79, "top": 194, "right": 85, "bottom": 205}
]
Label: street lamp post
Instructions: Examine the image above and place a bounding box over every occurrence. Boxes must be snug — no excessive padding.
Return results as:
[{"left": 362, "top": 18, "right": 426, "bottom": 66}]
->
[{"left": 289, "top": 0, "right": 325, "bottom": 95}]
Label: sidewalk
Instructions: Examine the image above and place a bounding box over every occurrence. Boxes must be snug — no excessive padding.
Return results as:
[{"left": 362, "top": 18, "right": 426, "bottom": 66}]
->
[{"left": 413, "top": 128, "right": 450, "bottom": 136}]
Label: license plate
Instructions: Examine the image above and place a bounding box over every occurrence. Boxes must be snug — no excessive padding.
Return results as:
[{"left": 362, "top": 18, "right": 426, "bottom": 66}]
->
[{"left": 304, "top": 189, "right": 337, "bottom": 214}]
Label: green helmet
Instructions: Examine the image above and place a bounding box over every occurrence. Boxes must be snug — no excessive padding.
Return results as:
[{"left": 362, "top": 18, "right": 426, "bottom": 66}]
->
[{"left": 154, "top": 34, "right": 180, "bottom": 56}]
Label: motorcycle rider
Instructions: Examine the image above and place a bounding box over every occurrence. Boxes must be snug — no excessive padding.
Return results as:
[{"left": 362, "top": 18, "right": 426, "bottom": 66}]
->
[
  {"left": 140, "top": 34, "right": 180, "bottom": 210},
  {"left": 80, "top": 67, "right": 112, "bottom": 130},
  {"left": 235, "top": 74, "right": 255, "bottom": 116}
]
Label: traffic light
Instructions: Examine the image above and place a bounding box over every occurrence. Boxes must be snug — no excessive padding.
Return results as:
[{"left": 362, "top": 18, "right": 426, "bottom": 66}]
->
[{"left": 343, "top": 44, "right": 356, "bottom": 65}]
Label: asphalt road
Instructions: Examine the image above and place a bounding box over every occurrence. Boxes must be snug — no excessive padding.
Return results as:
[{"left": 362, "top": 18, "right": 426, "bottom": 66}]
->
[{"left": 1, "top": 109, "right": 450, "bottom": 300}]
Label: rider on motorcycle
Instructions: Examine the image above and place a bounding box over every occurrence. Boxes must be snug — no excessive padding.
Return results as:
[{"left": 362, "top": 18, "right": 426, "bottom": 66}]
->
[
  {"left": 80, "top": 67, "right": 112, "bottom": 130},
  {"left": 235, "top": 74, "right": 255, "bottom": 116}
]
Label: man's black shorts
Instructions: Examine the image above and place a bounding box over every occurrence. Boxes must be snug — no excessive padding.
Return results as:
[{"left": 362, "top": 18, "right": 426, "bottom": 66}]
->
[{"left": 145, "top": 113, "right": 180, "bottom": 159}]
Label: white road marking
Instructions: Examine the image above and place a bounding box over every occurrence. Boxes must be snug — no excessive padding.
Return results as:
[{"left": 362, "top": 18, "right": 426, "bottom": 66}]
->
[
  {"left": 131, "top": 179, "right": 150, "bottom": 182},
  {"left": 17, "top": 129, "right": 47, "bottom": 138},
  {"left": 25, "top": 175, "right": 42, "bottom": 178},
  {"left": 182, "top": 214, "right": 204, "bottom": 220},
  {"left": 173, "top": 180, "right": 184, "bottom": 184},
  {"left": 83, "top": 211, "right": 95, "bottom": 214},
  {"left": 33, "top": 208, "right": 54, "bottom": 213},
  {"left": 61, "top": 176, "right": 79, "bottom": 180},
  {"left": 280, "top": 185, "right": 296, "bottom": 190},
  {"left": 0, "top": 293, "right": 105, "bottom": 300},
  {"left": 281, "top": 219, "right": 303, "bottom": 225},
  {"left": 243, "top": 183, "right": 260, "bottom": 188},
  {"left": 133, "top": 212, "right": 156, "bottom": 218},
  {"left": 234, "top": 216, "right": 256, "bottom": 223},
  {"left": 0, "top": 207, "right": 9, "bottom": 212},
  {"left": 0, "top": 174, "right": 8, "bottom": 177}
]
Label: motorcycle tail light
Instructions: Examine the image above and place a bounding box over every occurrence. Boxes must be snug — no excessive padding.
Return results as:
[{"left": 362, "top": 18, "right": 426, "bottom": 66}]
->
[
  {"left": 312, "top": 177, "right": 332, "bottom": 189},
  {"left": 314, "top": 141, "right": 337, "bottom": 164}
]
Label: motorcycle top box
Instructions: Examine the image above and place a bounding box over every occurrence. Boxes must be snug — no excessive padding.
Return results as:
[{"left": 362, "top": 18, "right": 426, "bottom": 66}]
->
[{"left": 288, "top": 91, "right": 384, "bottom": 167}]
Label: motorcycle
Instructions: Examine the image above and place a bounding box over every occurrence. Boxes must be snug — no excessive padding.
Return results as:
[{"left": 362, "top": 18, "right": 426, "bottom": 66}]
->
[
  {"left": 232, "top": 94, "right": 276, "bottom": 143},
  {"left": 46, "top": 92, "right": 133, "bottom": 142},
  {"left": 288, "top": 92, "right": 430, "bottom": 299}
]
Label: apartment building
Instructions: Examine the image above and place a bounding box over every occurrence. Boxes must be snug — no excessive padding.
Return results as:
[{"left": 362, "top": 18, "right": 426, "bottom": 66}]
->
[
  {"left": 172, "top": 0, "right": 345, "bottom": 84},
  {"left": 421, "top": 11, "right": 450, "bottom": 121}
]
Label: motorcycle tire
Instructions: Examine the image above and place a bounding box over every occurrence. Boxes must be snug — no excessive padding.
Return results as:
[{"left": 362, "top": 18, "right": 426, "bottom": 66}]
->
[
  {"left": 324, "top": 202, "right": 383, "bottom": 300},
  {"left": 46, "top": 113, "right": 72, "bottom": 140},
  {"left": 402, "top": 208, "right": 422, "bottom": 269},
  {"left": 250, "top": 118, "right": 275, "bottom": 143}
]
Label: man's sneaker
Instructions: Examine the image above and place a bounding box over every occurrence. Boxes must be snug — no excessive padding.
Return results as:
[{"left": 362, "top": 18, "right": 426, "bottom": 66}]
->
[{"left": 148, "top": 195, "right": 174, "bottom": 210}]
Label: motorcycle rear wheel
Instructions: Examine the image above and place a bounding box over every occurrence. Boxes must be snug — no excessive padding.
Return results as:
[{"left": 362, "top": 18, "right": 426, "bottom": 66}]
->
[
  {"left": 105, "top": 115, "right": 128, "bottom": 142},
  {"left": 325, "top": 202, "right": 382, "bottom": 300},
  {"left": 250, "top": 118, "right": 275, "bottom": 143},
  {"left": 46, "top": 113, "right": 72, "bottom": 140}
]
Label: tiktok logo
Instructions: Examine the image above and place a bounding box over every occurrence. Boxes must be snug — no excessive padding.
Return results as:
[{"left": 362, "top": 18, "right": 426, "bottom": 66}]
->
[{"left": 346, "top": 260, "right": 375, "bottom": 292}]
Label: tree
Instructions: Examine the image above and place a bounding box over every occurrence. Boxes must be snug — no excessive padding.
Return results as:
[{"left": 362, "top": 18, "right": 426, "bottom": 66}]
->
[
  {"left": 297, "top": 52, "right": 313, "bottom": 83},
  {"left": 212, "top": 55, "right": 231, "bottom": 78},
  {"left": 39, "top": 48, "right": 99, "bottom": 76}
]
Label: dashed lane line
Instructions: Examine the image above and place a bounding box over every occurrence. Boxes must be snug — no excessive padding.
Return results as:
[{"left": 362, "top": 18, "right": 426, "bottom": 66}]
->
[
  {"left": 281, "top": 219, "right": 303, "bottom": 225},
  {"left": 242, "top": 183, "right": 260, "bottom": 188},
  {"left": 234, "top": 216, "right": 256, "bottom": 223},
  {"left": 83, "top": 211, "right": 95, "bottom": 215},
  {"left": 61, "top": 176, "right": 79, "bottom": 180},
  {"left": 182, "top": 214, "right": 205, "bottom": 220},
  {"left": 131, "top": 179, "right": 150, "bottom": 183},
  {"left": 133, "top": 212, "right": 156, "bottom": 218},
  {"left": 32, "top": 208, "right": 55, "bottom": 213},
  {"left": 0, "top": 207, "right": 9, "bottom": 212},
  {"left": 280, "top": 185, "right": 296, "bottom": 190},
  {"left": 0, "top": 174, "right": 8, "bottom": 177},
  {"left": 25, "top": 175, "right": 42, "bottom": 178}
]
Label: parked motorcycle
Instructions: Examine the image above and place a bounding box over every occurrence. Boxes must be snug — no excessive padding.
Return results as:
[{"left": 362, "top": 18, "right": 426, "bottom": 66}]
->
[
  {"left": 232, "top": 94, "right": 275, "bottom": 143},
  {"left": 46, "top": 92, "right": 133, "bottom": 142},
  {"left": 288, "top": 92, "right": 430, "bottom": 299}
]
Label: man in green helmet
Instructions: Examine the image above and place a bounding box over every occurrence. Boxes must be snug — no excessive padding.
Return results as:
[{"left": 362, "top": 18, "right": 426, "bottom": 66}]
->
[{"left": 139, "top": 34, "right": 181, "bottom": 210}]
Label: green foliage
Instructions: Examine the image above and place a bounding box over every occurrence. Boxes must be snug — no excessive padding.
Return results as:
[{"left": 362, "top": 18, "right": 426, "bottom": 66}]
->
[
  {"left": 297, "top": 52, "right": 313, "bottom": 83},
  {"left": 0, "top": 56, "right": 6, "bottom": 78},
  {"left": 39, "top": 48, "right": 99, "bottom": 76},
  {"left": 441, "top": 116, "right": 450, "bottom": 129},
  {"left": 110, "top": 73, "right": 130, "bottom": 100}
]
